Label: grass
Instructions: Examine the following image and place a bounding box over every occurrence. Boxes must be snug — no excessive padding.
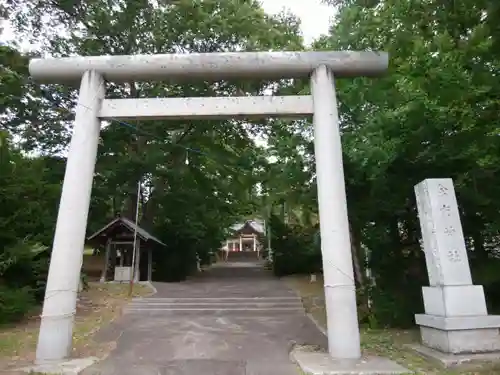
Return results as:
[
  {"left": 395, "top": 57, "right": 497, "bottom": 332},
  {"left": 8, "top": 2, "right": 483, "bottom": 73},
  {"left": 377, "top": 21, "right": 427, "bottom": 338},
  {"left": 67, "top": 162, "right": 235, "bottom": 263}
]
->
[
  {"left": 285, "top": 275, "right": 500, "bottom": 375},
  {"left": 0, "top": 282, "right": 153, "bottom": 372}
]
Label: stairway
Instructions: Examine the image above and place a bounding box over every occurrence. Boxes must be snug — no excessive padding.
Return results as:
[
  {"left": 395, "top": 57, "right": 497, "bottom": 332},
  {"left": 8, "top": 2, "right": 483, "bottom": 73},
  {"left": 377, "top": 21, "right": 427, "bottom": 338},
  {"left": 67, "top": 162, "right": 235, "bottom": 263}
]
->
[
  {"left": 123, "top": 295, "right": 304, "bottom": 316},
  {"left": 225, "top": 251, "right": 261, "bottom": 262},
  {"left": 124, "top": 261, "right": 305, "bottom": 316}
]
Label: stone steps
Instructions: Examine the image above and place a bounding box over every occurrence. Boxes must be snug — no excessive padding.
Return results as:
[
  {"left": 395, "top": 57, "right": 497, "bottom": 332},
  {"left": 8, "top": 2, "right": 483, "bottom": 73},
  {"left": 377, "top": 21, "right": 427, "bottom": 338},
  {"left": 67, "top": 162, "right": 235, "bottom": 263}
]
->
[
  {"left": 127, "top": 296, "right": 303, "bottom": 305},
  {"left": 124, "top": 296, "right": 304, "bottom": 316}
]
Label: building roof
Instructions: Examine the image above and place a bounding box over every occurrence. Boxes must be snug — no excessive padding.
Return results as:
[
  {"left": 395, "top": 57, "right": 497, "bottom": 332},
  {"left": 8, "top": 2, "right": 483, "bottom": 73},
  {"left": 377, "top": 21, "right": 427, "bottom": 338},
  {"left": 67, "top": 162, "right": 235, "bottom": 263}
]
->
[
  {"left": 230, "top": 219, "right": 265, "bottom": 235},
  {"left": 87, "top": 217, "right": 166, "bottom": 246}
]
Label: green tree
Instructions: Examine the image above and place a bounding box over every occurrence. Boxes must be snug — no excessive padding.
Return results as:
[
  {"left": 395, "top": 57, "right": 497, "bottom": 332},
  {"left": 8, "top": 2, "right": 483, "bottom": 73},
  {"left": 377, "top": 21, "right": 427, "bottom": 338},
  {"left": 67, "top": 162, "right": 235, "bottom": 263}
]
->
[
  {"left": 6, "top": 0, "right": 305, "bottom": 279},
  {"left": 313, "top": 0, "right": 500, "bottom": 326}
]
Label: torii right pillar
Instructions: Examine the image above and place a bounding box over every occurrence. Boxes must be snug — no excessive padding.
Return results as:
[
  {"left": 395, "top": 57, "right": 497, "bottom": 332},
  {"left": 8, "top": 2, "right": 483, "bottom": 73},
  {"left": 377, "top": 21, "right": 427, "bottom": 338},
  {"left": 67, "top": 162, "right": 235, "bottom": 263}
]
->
[
  {"left": 413, "top": 178, "right": 500, "bottom": 366},
  {"left": 295, "top": 64, "right": 411, "bottom": 374}
]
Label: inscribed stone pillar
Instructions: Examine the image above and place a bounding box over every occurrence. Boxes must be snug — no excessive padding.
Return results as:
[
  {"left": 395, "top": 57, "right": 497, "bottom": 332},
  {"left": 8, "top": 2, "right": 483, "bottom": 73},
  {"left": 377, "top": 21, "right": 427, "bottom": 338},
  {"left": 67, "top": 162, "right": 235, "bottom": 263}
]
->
[
  {"left": 414, "top": 179, "right": 472, "bottom": 286},
  {"left": 414, "top": 178, "right": 500, "bottom": 354}
]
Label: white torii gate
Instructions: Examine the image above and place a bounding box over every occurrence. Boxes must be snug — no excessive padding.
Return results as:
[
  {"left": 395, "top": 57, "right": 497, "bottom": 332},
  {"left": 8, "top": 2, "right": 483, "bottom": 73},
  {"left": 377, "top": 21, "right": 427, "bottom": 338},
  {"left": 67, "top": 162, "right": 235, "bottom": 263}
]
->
[{"left": 29, "top": 51, "right": 388, "bottom": 363}]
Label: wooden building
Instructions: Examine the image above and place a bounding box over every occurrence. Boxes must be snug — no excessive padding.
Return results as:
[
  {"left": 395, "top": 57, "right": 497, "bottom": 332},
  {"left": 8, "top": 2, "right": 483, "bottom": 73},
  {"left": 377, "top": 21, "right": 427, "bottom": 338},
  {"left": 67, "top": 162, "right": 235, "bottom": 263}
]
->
[
  {"left": 86, "top": 217, "right": 166, "bottom": 282},
  {"left": 220, "top": 219, "right": 265, "bottom": 261}
]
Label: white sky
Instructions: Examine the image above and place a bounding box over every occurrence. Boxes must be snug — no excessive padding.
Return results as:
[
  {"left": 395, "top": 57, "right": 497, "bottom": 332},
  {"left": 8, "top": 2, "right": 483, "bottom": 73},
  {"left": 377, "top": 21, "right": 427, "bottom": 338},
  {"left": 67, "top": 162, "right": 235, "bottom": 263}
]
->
[
  {"left": 2, "top": 1, "right": 335, "bottom": 47},
  {"left": 260, "top": 0, "right": 335, "bottom": 44}
]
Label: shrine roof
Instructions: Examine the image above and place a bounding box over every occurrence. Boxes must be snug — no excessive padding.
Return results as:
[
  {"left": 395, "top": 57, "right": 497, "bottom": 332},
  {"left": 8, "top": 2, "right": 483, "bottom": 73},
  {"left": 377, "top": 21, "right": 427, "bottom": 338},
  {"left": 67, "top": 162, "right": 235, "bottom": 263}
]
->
[
  {"left": 87, "top": 217, "right": 166, "bottom": 246},
  {"left": 230, "top": 220, "right": 265, "bottom": 234}
]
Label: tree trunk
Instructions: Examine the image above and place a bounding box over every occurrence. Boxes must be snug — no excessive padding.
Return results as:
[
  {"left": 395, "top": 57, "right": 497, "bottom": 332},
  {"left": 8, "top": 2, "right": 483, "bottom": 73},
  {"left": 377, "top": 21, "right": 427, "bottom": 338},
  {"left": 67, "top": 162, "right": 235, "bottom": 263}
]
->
[
  {"left": 349, "top": 222, "right": 365, "bottom": 289},
  {"left": 349, "top": 221, "right": 370, "bottom": 321},
  {"left": 472, "top": 225, "right": 487, "bottom": 259}
]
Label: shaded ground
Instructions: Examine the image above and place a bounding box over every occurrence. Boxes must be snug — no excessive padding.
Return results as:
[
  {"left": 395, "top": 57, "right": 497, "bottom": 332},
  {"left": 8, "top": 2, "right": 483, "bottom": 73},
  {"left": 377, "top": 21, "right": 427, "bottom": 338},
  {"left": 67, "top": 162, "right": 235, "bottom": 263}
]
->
[
  {"left": 285, "top": 275, "right": 500, "bottom": 375},
  {"left": 0, "top": 282, "right": 152, "bottom": 374},
  {"left": 82, "top": 261, "right": 327, "bottom": 375}
]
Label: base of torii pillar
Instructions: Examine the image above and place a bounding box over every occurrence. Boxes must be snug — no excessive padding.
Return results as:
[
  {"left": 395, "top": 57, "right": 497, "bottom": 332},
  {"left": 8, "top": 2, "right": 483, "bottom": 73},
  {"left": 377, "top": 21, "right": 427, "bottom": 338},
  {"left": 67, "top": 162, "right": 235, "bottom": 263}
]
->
[
  {"left": 291, "top": 347, "right": 411, "bottom": 375},
  {"left": 18, "top": 357, "right": 98, "bottom": 374}
]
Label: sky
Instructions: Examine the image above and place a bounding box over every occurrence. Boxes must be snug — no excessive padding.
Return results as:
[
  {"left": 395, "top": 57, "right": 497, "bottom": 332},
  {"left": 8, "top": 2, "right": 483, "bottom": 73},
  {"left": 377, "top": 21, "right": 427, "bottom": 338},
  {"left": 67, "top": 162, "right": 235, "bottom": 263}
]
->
[
  {"left": 2, "top": 1, "right": 335, "bottom": 48},
  {"left": 260, "top": 0, "right": 335, "bottom": 44}
]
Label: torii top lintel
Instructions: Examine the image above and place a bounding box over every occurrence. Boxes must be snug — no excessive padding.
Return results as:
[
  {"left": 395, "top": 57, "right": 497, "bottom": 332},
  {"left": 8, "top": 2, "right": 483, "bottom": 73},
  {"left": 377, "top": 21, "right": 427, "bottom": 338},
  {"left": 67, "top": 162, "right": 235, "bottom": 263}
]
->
[{"left": 29, "top": 50, "right": 388, "bottom": 84}]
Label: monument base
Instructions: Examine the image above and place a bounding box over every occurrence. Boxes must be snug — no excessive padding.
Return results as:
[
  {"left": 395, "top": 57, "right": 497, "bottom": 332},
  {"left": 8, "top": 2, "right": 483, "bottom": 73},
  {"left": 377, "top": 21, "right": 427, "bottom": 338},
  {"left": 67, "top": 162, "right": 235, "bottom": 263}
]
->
[
  {"left": 422, "top": 285, "right": 488, "bottom": 316},
  {"left": 290, "top": 347, "right": 411, "bottom": 375},
  {"left": 416, "top": 314, "right": 500, "bottom": 354},
  {"left": 409, "top": 344, "right": 500, "bottom": 368}
]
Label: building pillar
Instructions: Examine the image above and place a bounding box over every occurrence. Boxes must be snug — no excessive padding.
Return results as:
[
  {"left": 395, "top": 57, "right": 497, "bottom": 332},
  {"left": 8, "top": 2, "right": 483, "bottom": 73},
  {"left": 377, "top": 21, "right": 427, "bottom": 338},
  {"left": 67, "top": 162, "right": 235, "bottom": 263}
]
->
[
  {"left": 109, "top": 243, "right": 117, "bottom": 278},
  {"left": 310, "top": 65, "right": 361, "bottom": 359},
  {"left": 147, "top": 248, "right": 153, "bottom": 281},
  {"left": 134, "top": 239, "right": 141, "bottom": 282},
  {"left": 100, "top": 239, "right": 111, "bottom": 283},
  {"left": 35, "top": 70, "right": 105, "bottom": 363},
  {"left": 239, "top": 236, "right": 242, "bottom": 252}
]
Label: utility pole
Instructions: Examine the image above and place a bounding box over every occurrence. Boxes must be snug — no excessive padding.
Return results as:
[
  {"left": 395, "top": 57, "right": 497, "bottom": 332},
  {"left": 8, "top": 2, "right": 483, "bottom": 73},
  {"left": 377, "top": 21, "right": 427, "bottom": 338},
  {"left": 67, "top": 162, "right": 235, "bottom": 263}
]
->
[
  {"left": 267, "top": 205, "right": 273, "bottom": 262},
  {"left": 128, "top": 179, "right": 141, "bottom": 297}
]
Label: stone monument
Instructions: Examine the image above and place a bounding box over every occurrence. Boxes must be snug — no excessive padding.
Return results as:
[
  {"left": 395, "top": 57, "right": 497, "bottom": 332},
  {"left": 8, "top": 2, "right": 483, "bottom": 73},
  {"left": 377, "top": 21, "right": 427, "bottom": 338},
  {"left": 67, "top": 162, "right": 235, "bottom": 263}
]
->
[{"left": 413, "top": 178, "right": 500, "bottom": 365}]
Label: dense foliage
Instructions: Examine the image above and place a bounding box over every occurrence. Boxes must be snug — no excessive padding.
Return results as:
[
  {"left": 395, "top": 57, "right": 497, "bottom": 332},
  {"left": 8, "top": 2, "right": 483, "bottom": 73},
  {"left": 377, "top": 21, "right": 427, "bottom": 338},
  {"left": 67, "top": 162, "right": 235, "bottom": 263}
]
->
[
  {"left": 0, "top": 0, "right": 303, "bottom": 319},
  {"left": 269, "top": 214, "right": 322, "bottom": 277},
  {"left": 264, "top": 0, "right": 500, "bottom": 327},
  {"left": 2, "top": 0, "right": 500, "bottom": 330},
  {"left": 0, "top": 132, "right": 55, "bottom": 323}
]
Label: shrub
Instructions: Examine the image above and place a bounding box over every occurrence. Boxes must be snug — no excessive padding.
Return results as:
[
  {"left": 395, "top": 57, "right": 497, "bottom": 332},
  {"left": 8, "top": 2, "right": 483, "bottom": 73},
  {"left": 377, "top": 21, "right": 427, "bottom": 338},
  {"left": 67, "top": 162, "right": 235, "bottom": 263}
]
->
[
  {"left": 0, "top": 240, "right": 49, "bottom": 323},
  {"left": 0, "top": 285, "right": 35, "bottom": 324},
  {"left": 269, "top": 215, "right": 322, "bottom": 276}
]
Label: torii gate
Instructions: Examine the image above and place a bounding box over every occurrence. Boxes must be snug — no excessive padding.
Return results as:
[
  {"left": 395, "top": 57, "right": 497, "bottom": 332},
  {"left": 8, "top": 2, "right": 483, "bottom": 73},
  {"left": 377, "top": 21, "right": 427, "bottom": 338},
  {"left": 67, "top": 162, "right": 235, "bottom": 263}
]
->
[{"left": 29, "top": 50, "right": 388, "bottom": 363}]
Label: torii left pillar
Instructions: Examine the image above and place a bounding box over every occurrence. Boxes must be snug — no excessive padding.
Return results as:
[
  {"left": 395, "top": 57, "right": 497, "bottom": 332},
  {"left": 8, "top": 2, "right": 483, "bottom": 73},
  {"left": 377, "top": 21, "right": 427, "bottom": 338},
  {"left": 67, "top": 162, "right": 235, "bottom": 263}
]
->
[{"left": 35, "top": 70, "right": 104, "bottom": 363}]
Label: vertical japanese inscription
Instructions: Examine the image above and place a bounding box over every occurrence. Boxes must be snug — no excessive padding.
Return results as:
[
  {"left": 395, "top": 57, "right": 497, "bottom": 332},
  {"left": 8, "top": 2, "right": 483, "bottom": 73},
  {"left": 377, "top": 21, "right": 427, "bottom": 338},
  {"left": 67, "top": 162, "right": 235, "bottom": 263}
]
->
[
  {"left": 447, "top": 249, "right": 461, "bottom": 263},
  {"left": 415, "top": 178, "right": 473, "bottom": 286},
  {"left": 434, "top": 183, "right": 464, "bottom": 267},
  {"left": 438, "top": 183, "right": 449, "bottom": 196},
  {"left": 440, "top": 204, "right": 452, "bottom": 217}
]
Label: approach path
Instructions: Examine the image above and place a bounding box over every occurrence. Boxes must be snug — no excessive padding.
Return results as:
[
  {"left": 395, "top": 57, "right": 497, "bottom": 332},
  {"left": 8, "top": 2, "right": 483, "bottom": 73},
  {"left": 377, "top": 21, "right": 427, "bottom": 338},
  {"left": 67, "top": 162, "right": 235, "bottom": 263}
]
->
[{"left": 82, "top": 261, "right": 326, "bottom": 375}]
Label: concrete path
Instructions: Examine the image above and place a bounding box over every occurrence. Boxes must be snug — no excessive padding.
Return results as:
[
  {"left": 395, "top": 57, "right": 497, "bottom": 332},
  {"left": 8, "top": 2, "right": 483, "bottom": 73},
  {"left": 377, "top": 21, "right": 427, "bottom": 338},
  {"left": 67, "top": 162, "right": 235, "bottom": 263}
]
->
[{"left": 82, "top": 261, "right": 326, "bottom": 375}]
